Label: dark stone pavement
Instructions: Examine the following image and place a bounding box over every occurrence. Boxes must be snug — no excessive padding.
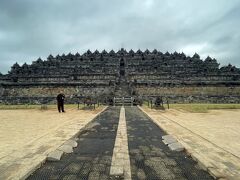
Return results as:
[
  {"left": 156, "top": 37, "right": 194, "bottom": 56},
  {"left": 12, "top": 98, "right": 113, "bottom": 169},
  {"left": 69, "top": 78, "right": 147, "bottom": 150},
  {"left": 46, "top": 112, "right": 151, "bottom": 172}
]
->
[
  {"left": 27, "top": 107, "right": 121, "bottom": 180},
  {"left": 125, "top": 107, "right": 213, "bottom": 180},
  {"left": 27, "top": 106, "right": 213, "bottom": 180}
]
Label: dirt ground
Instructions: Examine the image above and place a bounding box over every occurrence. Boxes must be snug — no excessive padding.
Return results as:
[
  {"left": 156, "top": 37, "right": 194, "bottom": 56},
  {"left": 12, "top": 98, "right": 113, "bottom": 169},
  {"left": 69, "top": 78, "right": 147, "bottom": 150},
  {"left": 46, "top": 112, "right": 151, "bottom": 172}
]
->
[
  {"left": 141, "top": 107, "right": 240, "bottom": 179},
  {"left": 0, "top": 107, "right": 104, "bottom": 179}
]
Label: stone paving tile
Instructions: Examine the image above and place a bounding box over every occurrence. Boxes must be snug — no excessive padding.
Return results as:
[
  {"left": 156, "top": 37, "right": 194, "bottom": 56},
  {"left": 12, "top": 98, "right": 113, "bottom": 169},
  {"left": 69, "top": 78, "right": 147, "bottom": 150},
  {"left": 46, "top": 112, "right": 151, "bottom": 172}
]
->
[
  {"left": 0, "top": 108, "right": 105, "bottom": 180},
  {"left": 125, "top": 107, "right": 213, "bottom": 180},
  {"left": 27, "top": 107, "right": 122, "bottom": 180},
  {"left": 47, "top": 150, "right": 64, "bottom": 161},
  {"left": 141, "top": 107, "right": 240, "bottom": 179}
]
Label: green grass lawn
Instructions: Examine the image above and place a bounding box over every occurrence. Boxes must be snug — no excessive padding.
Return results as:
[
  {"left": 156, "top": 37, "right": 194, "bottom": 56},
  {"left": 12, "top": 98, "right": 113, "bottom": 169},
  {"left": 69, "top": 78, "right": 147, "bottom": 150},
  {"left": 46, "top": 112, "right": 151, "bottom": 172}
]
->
[
  {"left": 143, "top": 102, "right": 240, "bottom": 113},
  {"left": 169, "top": 104, "right": 240, "bottom": 113}
]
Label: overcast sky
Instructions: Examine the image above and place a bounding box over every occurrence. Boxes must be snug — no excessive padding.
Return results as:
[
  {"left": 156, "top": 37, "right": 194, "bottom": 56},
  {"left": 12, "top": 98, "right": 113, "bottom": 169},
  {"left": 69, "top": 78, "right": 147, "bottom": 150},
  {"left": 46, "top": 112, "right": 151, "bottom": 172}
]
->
[{"left": 0, "top": 0, "right": 240, "bottom": 74}]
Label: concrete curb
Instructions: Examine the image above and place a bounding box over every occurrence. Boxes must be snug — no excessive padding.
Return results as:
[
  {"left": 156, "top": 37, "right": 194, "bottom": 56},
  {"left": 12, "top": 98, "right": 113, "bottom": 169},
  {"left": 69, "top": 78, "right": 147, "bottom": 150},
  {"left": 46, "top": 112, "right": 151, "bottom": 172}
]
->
[
  {"left": 137, "top": 106, "right": 223, "bottom": 180},
  {"left": 20, "top": 106, "right": 108, "bottom": 180}
]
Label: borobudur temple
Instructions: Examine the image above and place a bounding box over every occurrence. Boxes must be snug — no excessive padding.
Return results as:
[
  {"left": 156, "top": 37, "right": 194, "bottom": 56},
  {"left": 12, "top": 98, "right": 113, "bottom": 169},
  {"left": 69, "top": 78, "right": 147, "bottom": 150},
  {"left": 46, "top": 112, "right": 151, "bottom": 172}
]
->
[{"left": 0, "top": 48, "right": 240, "bottom": 104}]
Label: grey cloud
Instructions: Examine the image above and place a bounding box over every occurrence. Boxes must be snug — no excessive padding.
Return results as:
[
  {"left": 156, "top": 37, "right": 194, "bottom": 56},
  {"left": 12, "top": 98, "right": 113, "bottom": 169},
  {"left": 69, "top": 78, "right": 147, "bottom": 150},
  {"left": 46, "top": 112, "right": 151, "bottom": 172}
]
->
[{"left": 0, "top": 0, "right": 240, "bottom": 74}]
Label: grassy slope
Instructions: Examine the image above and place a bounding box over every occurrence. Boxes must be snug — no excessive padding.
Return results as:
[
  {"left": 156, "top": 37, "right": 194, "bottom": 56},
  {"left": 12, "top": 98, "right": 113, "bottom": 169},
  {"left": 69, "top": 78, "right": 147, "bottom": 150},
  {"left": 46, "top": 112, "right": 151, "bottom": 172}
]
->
[
  {"left": 143, "top": 102, "right": 240, "bottom": 113},
  {"left": 170, "top": 104, "right": 240, "bottom": 113}
]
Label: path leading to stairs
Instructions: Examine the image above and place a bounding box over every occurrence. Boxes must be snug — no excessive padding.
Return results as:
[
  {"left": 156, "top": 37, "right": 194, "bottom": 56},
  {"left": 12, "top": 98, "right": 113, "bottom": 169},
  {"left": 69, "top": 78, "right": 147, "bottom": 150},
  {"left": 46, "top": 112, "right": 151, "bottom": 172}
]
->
[
  {"left": 27, "top": 106, "right": 213, "bottom": 180},
  {"left": 28, "top": 107, "right": 121, "bottom": 180},
  {"left": 125, "top": 107, "right": 212, "bottom": 180},
  {"left": 0, "top": 107, "right": 105, "bottom": 180}
]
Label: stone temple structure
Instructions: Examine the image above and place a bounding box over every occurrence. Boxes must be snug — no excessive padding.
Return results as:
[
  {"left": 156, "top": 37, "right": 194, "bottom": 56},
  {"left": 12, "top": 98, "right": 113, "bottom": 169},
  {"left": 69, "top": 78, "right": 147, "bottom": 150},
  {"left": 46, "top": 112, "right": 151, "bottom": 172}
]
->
[{"left": 0, "top": 48, "right": 240, "bottom": 104}]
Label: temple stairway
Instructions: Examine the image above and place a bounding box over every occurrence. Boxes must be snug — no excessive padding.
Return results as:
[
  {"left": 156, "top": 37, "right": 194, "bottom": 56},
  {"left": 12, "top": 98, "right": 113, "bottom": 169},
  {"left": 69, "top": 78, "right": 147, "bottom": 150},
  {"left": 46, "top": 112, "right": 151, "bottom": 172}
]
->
[{"left": 114, "top": 77, "right": 131, "bottom": 97}]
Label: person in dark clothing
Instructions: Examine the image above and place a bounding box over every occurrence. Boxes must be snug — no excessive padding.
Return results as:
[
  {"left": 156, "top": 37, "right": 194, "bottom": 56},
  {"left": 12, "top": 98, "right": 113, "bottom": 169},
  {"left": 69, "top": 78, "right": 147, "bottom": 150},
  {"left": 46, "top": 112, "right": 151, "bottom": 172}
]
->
[
  {"left": 155, "top": 96, "right": 163, "bottom": 107},
  {"left": 57, "top": 93, "right": 65, "bottom": 113}
]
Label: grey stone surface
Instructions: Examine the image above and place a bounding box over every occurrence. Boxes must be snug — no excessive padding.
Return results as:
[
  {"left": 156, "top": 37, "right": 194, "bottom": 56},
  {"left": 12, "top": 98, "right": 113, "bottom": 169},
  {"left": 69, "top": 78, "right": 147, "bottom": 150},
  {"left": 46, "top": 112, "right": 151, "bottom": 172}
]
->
[
  {"left": 47, "top": 150, "right": 64, "bottom": 161},
  {"left": 1, "top": 49, "right": 240, "bottom": 104},
  {"left": 162, "top": 135, "right": 177, "bottom": 145},
  {"left": 64, "top": 139, "right": 78, "bottom": 148},
  {"left": 110, "top": 166, "right": 124, "bottom": 176},
  {"left": 126, "top": 107, "right": 212, "bottom": 180},
  {"left": 162, "top": 135, "right": 174, "bottom": 140},
  {"left": 162, "top": 137, "right": 177, "bottom": 145},
  {"left": 168, "top": 142, "right": 185, "bottom": 152},
  {"left": 58, "top": 144, "right": 73, "bottom": 153},
  {"left": 85, "top": 122, "right": 100, "bottom": 130},
  {"left": 27, "top": 107, "right": 121, "bottom": 180}
]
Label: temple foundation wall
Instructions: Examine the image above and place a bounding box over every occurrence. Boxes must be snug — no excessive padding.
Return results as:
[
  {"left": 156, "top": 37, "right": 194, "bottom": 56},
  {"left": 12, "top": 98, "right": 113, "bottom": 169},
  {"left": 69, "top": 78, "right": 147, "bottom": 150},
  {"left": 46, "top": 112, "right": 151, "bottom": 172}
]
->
[
  {"left": 135, "top": 86, "right": 240, "bottom": 103},
  {"left": 0, "top": 85, "right": 115, "bottom": 104}
]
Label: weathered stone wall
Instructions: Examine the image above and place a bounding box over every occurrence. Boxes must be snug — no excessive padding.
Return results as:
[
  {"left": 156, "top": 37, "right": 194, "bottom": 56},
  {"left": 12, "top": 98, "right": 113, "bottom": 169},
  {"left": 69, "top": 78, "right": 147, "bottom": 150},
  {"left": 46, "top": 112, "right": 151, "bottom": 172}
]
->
[
  {"left": 2, "top": 49, "right": 240, "bottom": 104},
  {"left": 16, "top": 75, "right": 117, "bottom": 83},
  {"left": 2, "top": 86, "right": 113, "bottom": 97},
  {"left": 135, "top": 86, "right": 240, "bottom": 96},
  {"left": 135, "top": 86, "right": 240, "bottom": 103},
  {"left": 0, "top": 85, "right": 4, "bottom": 96},
  {"left": 128, "top": 74, "right": 237, "bottom": 82},
  {"left": 0, "top": 85, "right": 115, "bottom": 104}
]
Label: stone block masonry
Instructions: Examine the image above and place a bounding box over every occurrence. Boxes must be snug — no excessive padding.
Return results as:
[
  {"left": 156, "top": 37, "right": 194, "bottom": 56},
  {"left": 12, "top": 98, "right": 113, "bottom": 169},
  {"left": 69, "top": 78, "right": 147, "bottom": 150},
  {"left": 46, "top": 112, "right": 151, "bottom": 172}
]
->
[{"left": 1, "top": 49, "right": 240, "bottom": 104}]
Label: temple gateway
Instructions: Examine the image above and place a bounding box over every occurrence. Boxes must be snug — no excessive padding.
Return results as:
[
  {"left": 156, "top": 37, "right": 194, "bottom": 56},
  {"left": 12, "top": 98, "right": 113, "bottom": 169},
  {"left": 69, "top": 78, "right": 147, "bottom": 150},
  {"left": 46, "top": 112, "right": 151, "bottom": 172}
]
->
[{"left": 0, "top": 49, "right": 240, "bottom": 104}]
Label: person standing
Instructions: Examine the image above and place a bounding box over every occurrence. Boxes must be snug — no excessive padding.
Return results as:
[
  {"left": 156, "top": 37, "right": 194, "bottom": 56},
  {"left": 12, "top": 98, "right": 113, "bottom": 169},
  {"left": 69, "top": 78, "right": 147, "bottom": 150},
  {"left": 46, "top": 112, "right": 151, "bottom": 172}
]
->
[{"left": 57, "top": 93, "right": 65, "bottom": 113}]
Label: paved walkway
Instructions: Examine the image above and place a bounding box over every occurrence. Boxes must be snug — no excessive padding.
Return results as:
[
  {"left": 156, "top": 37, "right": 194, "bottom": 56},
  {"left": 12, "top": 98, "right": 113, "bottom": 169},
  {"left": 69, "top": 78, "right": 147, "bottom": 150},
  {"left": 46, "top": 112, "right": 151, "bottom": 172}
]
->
[
  {"left": 0, "top": 107, "right": 105, "bottom": 180},
  {"left": 140, "top": 107, "right": 240, "bottom": 179},
  {"left": 125, "top": 107, "right": 212, "bottom": 180},
  {"left": 27, "top": 107, "right": 121, "bottom": 179},
  {"left": 27, "top": 107, "right": 213, "bottom": 180}
]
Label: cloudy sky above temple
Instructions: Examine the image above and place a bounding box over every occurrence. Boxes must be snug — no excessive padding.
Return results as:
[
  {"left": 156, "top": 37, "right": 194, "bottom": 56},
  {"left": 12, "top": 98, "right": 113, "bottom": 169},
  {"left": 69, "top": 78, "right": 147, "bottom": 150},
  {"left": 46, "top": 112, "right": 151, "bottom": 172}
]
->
[{"left": 0, "top": 0, "right": 240, "bottom": 74}]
